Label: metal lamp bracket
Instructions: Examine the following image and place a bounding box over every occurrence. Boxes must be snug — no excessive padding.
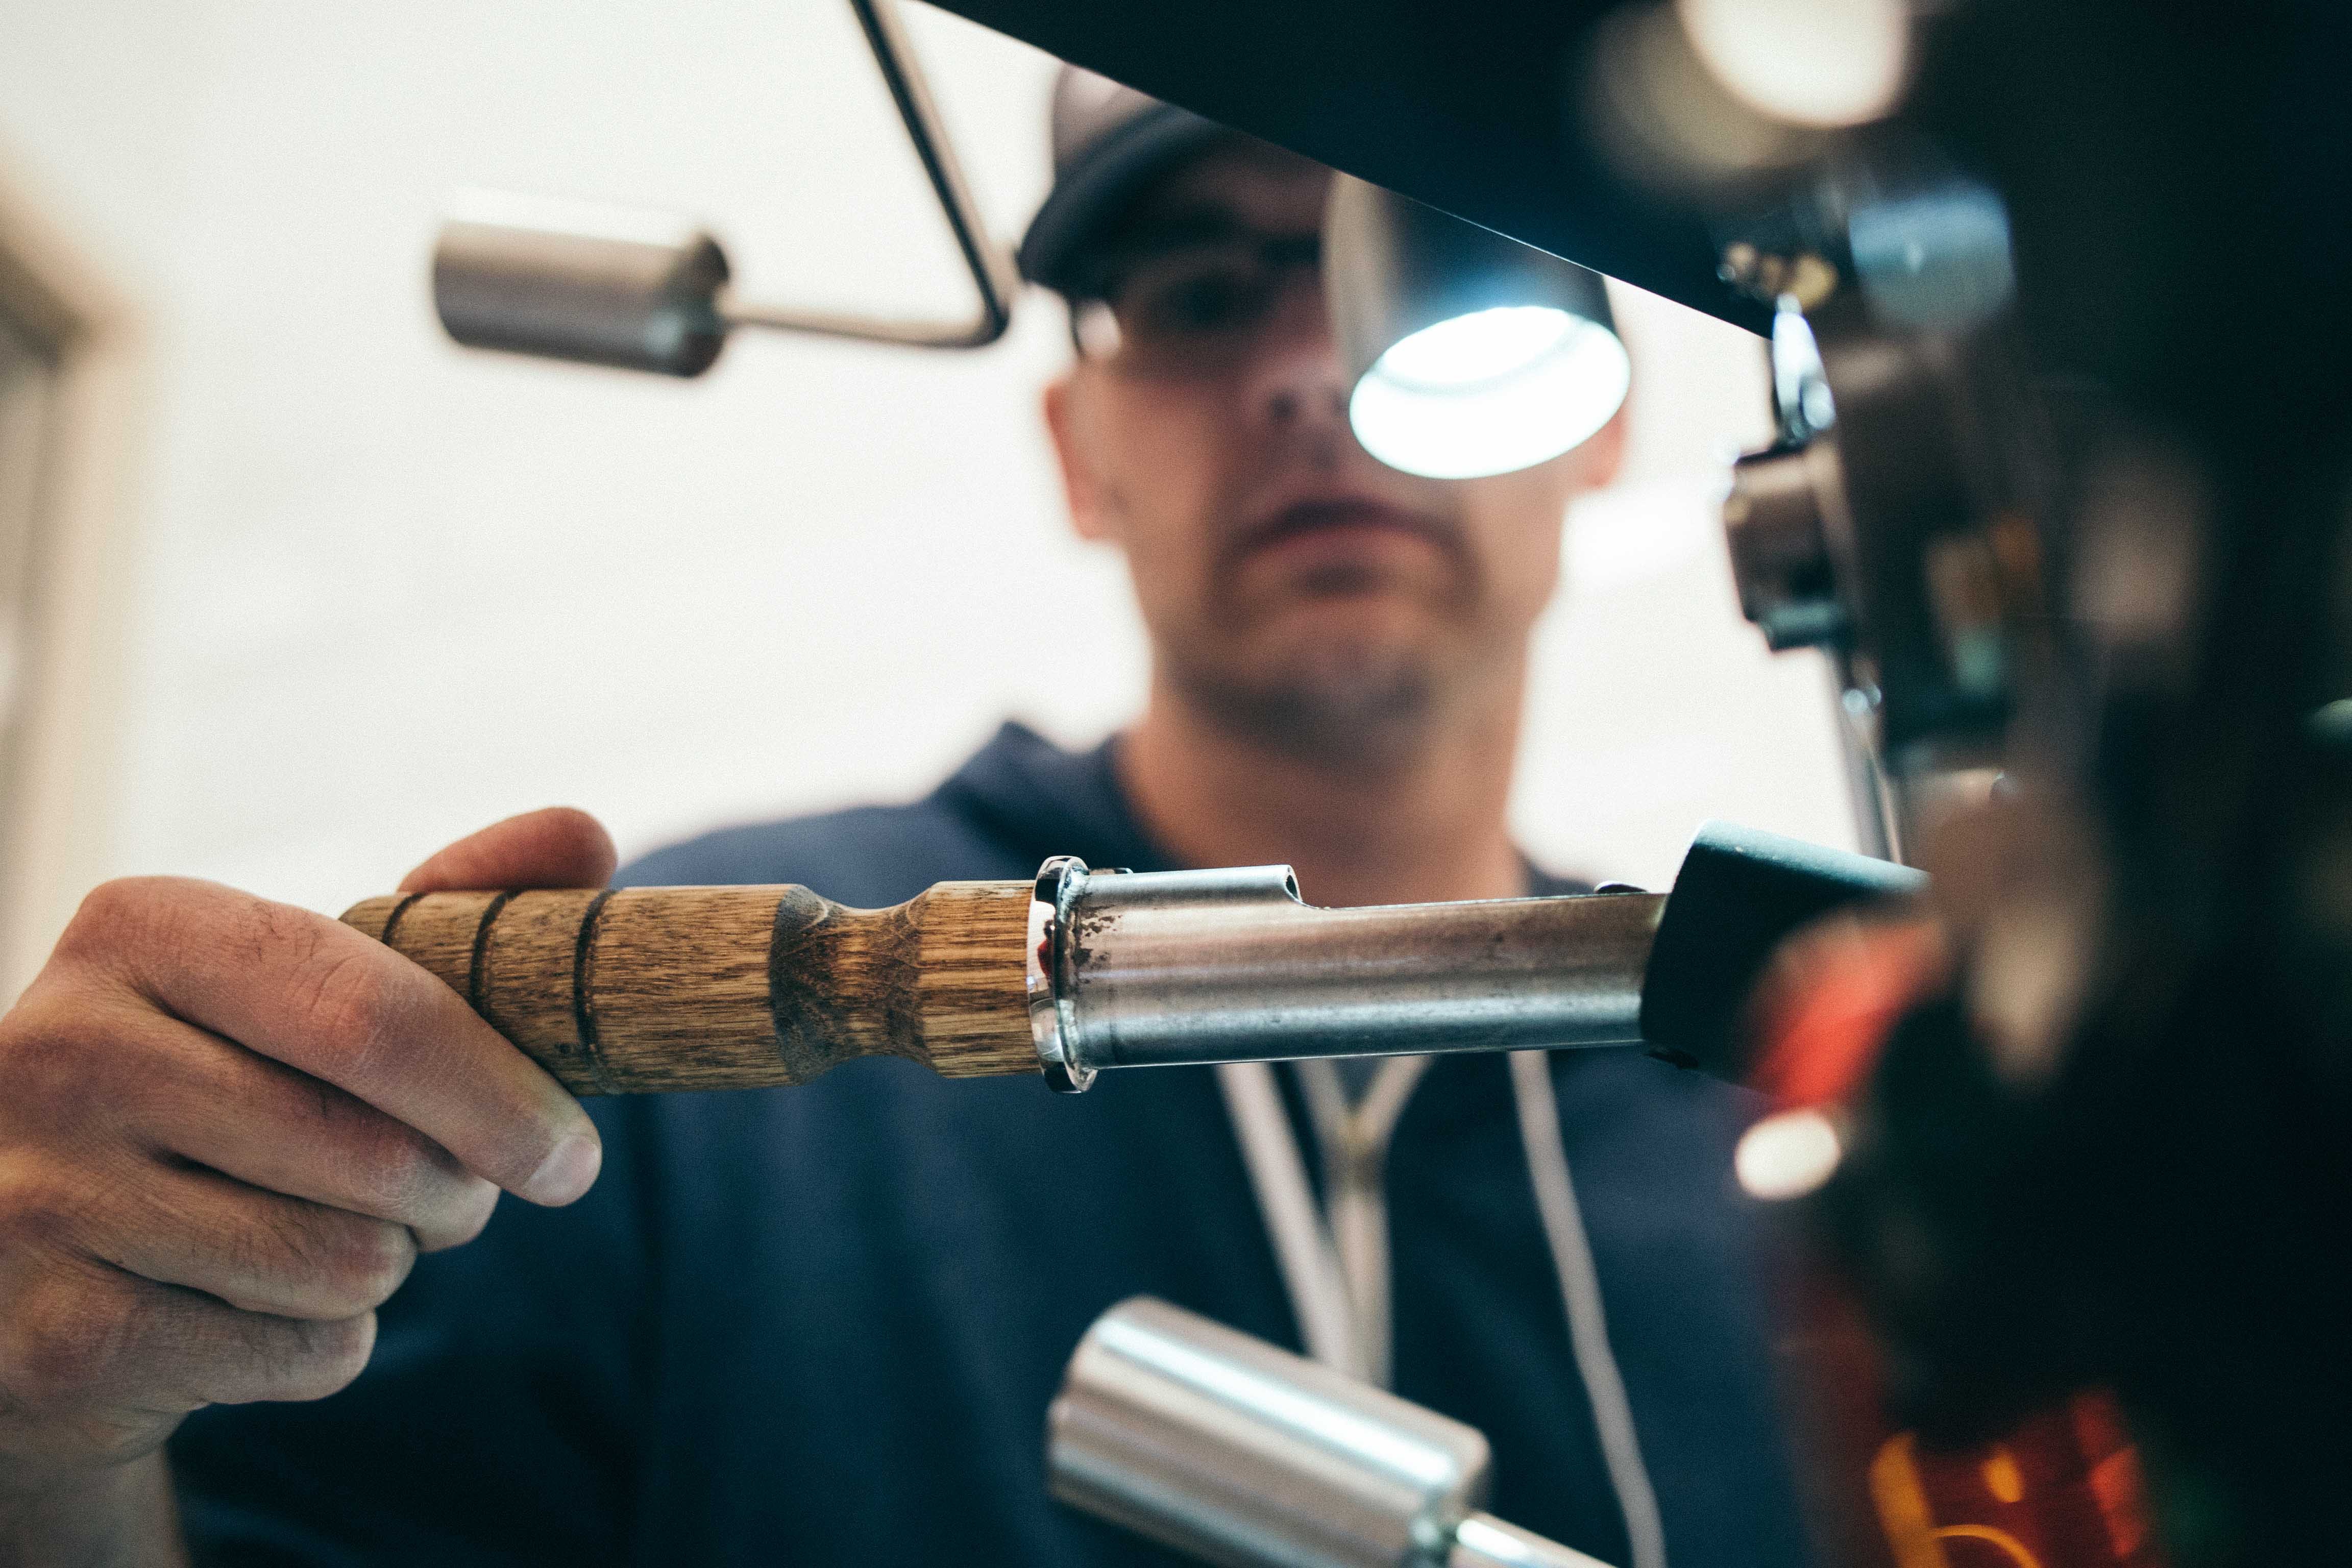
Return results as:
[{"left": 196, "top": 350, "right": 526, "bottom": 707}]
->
[{"left": 431, "top": 0, "right": 1017, "bottom": 376}]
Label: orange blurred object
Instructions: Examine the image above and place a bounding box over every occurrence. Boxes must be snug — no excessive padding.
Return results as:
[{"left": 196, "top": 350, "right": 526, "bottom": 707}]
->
[{"left": 1748, "top": 916, "right": 2163, "bottom": 1568}]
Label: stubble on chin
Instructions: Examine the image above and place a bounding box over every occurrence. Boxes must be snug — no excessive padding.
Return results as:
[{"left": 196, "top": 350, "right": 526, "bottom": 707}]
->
[
  {"left": 1169, "top": 631, "right": 1441, "bottom": 769},
  {"left": 1172, "top": 518, "right": 1493, "bottom": 767}
]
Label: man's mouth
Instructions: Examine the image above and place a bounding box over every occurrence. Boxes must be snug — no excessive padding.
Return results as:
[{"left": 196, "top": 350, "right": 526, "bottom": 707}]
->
[{"left": 1235, "top": 498, "right": 1459, "bottom": 565}]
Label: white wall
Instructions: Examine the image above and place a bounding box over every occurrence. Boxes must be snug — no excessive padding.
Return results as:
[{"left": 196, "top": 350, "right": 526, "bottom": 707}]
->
[{"left": 0, "top": 0, "right": 1853, "bottom": 992}]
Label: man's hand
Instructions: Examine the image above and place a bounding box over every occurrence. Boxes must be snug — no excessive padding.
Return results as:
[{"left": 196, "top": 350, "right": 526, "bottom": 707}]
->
[{"left": 0, "top": 808, "right": 615, "bottom": 1556}]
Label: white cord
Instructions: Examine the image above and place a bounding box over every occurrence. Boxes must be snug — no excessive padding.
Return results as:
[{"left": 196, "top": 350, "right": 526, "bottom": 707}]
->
[
  {"left": 1297, "top": 1054, "right": 1434, "bottom": 1387},
  {"left": 1215, "top": 1062, "right": 1365, "bottom": 1377},
  {"left": 1509, "top": 1049, "right": 1670, "bottom": 1568},
  {"left": 1220, "top": 1048, "right": 1671, "bottom": 1568}
]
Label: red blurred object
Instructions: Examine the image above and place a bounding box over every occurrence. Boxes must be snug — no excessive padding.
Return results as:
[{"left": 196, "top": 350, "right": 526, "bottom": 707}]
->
[
  {"left": 1750, "top": 919, "right": 2163, "bottom": 1568},
  {"left": 1747, "top": 916, "right": 1949, "bottom": 1113}
]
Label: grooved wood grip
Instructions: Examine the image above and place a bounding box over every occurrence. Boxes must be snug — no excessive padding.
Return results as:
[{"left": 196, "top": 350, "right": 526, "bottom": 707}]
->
[{"left": 339, "top": 882, "right": 1040, "bottom": 1094}]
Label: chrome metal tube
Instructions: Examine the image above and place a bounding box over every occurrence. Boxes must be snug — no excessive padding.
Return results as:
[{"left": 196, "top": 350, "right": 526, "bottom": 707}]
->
[
  {"left": 1448, "top": 1514, "right": 1613, "bottom": 1568},
  {"left": 1048, "top": 1297, "right": 1493, "bottom": 1568},
  {"left": 1047, "top": 1298, "right": 1615, "bottom": 1568},
  {"left": 433, "top": 195, "right": 732, "bottom": 377},
  {"left": 1025, "top": 860, "right": 1660, "bottom": 1091}
]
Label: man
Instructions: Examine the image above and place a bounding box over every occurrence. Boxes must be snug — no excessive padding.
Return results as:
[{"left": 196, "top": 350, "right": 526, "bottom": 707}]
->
[{"left": 0, "top": 72, "right": 1806, "bottom": 1567}]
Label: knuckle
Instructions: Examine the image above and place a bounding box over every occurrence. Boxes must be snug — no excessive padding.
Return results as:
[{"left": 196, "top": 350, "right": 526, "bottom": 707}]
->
[
  {"left": 415, "top": 1177, "right": 500, "bottom": 1253},
  {"left": 275, "top": 1206, "right": 413, "bottom": 1316},
  {"left": 0, "top": 1001, "right": 99, "bottom": 1115},
  {"left": 60, "top": 878, "right": 142, "bottom": 950},
  {"left": 329, "top": 1108, "right": 502, "bottom": 1247},
  {"left": 289, "top": 947, "right": 411, "bottom": 1074},
  {"left": 448, "top": 1180, "right": 500, "bottom": 1246},
  {"left": 273, "top": 1313, "right": 376, "bottom": 1401},
  {"left": 325, "top": 1221, "right": 415, "bottom": 1312},
  {"left": 0, "top": 1161, "right": 76, "bottom": 1254},
  {"left": 56, "top": 877, "right": 180, "bottom": 966},
  {"left": 336, "top": 1117, "right": 440, "bottom": 1221},
  {"left": 0, "top": 1275, "right": 134, "bottom": 1410}
]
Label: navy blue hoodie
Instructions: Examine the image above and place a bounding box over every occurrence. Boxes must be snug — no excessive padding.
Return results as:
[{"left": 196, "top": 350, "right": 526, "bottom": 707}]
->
[{"left": 174, "top": 724, "right": 1809, "bottom": 1568}]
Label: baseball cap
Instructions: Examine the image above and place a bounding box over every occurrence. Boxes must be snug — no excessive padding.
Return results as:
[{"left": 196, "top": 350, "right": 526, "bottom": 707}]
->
[{"left": 1016, "top": 65, "right": 1237, "bottom": 297}]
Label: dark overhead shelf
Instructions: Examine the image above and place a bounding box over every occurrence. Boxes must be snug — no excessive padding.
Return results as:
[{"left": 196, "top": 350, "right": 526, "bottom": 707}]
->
[{"left": 928, "top": 0, "right": 1769, "bottom": 336}]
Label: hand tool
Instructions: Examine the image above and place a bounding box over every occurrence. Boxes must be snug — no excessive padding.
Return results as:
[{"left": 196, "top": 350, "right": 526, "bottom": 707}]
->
[{"left": 342, "top": 821, "right": 1920, "bottom": 1096}]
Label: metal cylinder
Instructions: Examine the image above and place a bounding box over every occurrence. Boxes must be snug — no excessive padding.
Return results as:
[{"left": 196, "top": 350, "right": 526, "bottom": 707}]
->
[
  {"left": 1038, "top": 864, "right": 1660, "bottom": 1080},
  {"left": 432, "top": 192, "right": 731, "bottom": 377},
  {"left": 1447, "top": 1515, "right": 1612, "bottom": 1568},
  {"left": 1048, "top": 1296, "right": 1493, "bottom": 1568}
]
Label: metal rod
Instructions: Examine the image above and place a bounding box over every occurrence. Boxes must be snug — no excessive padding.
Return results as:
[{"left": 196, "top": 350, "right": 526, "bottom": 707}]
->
[
  {"left": 720, "top": 298, "right": 1002, "bottom": 346},
  {"left": 1027, "top": 860, "right": 1661, "bottom": 1092},
  {"left": 1826, "top": 659, "right": 1901, "bottom": 863},
  {"left": 814, "top": 0, "right": 1017, "bottom": 349}
]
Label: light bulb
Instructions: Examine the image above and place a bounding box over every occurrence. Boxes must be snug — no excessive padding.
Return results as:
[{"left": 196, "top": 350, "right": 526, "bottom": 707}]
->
[
  {"left": 1733, "top": 1107, "right": 1844, "bottom": 1201},
  {"left": 1349, "top": 306, "right": 1630, "bottom": 480}
]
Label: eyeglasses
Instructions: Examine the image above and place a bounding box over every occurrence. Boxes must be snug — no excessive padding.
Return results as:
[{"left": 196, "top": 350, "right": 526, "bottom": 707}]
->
[{"left": 1070, "top": 230, "right": 1325, "bottom": 379}]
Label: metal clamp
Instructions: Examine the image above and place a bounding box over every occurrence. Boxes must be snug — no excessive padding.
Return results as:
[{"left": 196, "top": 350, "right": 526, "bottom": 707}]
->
[{"left": 1027, "top": 855, "right": 1095, "bottom": 1093}]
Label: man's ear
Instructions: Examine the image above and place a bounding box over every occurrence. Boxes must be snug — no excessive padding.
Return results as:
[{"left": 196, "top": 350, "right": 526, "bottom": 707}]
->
[
  {"left": 1576, "top": 401, "right": 1630, "bottom": 493},
  {"left": 1042, "top": 369, "right": 1116, "bottom": 543}
]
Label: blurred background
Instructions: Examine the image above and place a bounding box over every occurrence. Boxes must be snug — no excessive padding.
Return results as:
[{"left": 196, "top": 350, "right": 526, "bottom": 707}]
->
[{"left": 0, "top": 0, "right": 1854, "bottom": 999}]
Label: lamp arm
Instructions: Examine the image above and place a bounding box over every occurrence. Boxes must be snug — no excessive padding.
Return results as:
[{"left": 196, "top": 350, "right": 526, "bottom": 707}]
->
[{"left": 723, "top": 0, "right": 1017, "bottom": 351}]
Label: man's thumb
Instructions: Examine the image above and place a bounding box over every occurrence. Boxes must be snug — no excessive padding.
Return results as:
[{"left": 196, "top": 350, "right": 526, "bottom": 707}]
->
[{"left": 399, "top": 806, "right": 618, "bottom": 894}]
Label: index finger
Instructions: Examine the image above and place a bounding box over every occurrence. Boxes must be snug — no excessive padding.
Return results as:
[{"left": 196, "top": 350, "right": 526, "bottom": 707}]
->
[
  {"left": 73, "top": 877, "right": 602, "bottom": 1206},
  {"left": 399, "top": 806, "right": 617, "bottom": 895}
]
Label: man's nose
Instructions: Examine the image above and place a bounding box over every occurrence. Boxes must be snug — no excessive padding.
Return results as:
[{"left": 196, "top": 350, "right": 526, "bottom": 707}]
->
[{"left": 1243, "top": 281, "right": 1353, "bottom": 438}]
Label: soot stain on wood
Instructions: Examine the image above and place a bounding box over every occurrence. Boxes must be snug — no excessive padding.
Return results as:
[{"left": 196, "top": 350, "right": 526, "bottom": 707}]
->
[
  {"left": 867, "top": 901, "right": 926, "bottom": 1063},
  {"left": 571, "top": 890, "right": 620, "bottom": 1094},
  {"left": 468, "top": 891, "right": 517, "bottom": 1019},
  {"left": 768, "top": 886, "right": 854, "bottom": 1081},
  {"left": 377, "top": 892, "right": 427, "bottom": 950}
]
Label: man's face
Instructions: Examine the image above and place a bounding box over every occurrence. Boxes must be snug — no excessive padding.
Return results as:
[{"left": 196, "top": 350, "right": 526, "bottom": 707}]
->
[{"left": 1044, "top": 140, "right": 1624, "bottom": 763}]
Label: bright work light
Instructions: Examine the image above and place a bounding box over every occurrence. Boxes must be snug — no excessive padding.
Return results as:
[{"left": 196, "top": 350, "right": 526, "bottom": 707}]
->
[{"left": 1325, "top": 176, "right": 1630, "bottom": 480}]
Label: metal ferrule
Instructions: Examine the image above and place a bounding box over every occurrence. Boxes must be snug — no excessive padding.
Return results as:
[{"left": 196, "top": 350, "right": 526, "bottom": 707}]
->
[
  {"left": 1024, "top": 859, "right": 1663, "bottom": 1094},
  {"left": 1027, "top": 855, "right": 1097, "bottom": 1093}
]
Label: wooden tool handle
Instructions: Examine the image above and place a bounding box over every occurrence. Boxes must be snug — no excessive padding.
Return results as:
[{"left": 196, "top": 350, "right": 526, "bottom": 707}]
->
[{"left": 339, "top": 881, "right": 1039, "bottom": 1094}]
